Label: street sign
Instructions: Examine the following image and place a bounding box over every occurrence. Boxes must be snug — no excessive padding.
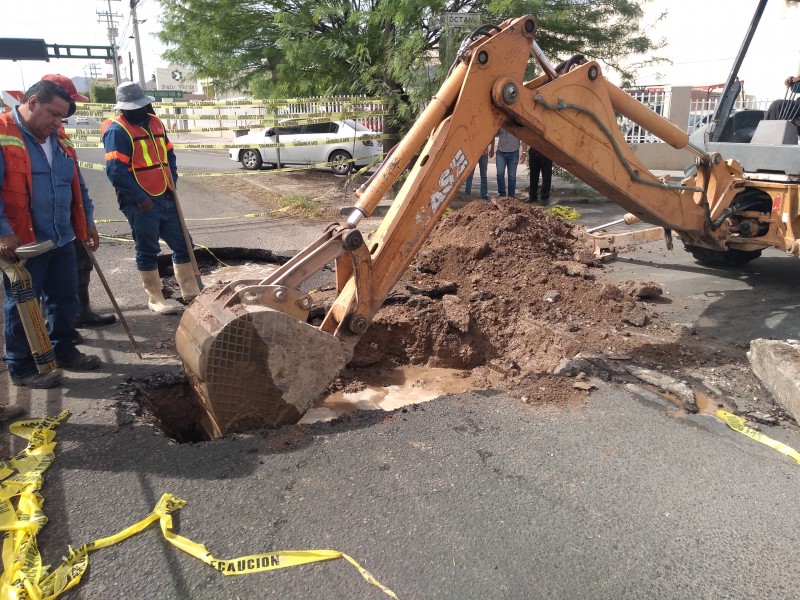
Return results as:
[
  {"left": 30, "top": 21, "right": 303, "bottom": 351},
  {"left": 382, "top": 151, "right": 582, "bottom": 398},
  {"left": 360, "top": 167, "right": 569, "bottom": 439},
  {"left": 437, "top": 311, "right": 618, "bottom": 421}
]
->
[
  {"left": 0, "top": 38, "right": 49, "bottom": 61},
  {"left": 152, "top": 90, "right": 184, "bottom": 98},
  {"left": 443, "top": 13, "right": 483, "bottom": 28}
]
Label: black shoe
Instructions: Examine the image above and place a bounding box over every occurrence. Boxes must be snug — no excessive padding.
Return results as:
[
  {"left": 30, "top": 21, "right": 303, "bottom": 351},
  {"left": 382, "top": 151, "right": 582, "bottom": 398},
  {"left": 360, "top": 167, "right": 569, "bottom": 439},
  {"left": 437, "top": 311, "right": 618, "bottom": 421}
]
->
[
  {"left": 0, "top": 405, "right": 26, "bottom": 422},
  {"left": 56, "top": 352, "right": 101, "bottom": 371},
  {"left": 74, "top": 309, "right": 117, "bottom": 328},
  {"left": 11, "top": 369, "right": 63, "bottom": 389},
  {"left": 526, "top": 196, "right": 537, "bottom": 204}
]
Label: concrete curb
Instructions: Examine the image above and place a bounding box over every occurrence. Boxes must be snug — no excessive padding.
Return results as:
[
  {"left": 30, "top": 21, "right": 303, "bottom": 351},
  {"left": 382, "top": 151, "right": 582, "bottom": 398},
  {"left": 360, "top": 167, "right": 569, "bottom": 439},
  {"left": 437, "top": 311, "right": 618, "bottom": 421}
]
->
[{"left": 747, "top": 339, "right": 800, "bottom": 421}]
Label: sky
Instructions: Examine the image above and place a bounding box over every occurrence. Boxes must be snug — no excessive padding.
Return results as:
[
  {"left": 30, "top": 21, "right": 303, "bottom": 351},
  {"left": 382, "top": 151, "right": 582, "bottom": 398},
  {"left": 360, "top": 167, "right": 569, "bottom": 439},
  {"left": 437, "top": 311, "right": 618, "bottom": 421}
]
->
[
  {"left": 1, "top": 0, "right": 798, "bottom": 100},
  {"left": 0, "top": 0, "right": 166, "bottom": 89}
]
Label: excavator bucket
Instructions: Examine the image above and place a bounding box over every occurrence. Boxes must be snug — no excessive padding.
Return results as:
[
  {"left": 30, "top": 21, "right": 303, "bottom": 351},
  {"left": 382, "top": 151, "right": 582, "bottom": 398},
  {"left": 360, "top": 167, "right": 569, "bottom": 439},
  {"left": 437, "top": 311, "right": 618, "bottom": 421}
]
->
[{"left": 176, "top": 282, "right": 352, "bottom": 438}]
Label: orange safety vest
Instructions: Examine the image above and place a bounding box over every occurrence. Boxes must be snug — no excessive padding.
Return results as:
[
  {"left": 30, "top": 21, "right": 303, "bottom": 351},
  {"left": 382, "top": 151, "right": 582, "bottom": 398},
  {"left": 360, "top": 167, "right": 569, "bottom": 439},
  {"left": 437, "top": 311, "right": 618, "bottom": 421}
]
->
[
  {"left": 0, "top": 113, "right": 87, "bottom": 245},
  {"left": 101, "top": 114, "right": 173, "bottom": 197}
]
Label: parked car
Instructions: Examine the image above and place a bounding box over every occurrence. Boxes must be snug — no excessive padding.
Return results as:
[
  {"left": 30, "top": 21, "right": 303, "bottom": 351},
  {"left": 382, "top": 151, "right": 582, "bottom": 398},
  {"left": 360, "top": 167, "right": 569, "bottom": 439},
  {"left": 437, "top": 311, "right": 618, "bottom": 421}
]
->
[
  {"left": 229, "top": 119, "right": 382, "bottom": 175},
  {"left": 75, "top": 115, "right": 90, "bottom": 125}
]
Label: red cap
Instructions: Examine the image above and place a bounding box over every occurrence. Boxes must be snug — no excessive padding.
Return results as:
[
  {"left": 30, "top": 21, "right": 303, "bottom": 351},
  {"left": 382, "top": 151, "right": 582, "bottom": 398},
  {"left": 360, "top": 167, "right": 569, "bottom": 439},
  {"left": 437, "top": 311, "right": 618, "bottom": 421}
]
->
[{"left": 41, "top": 74, "right": 89, "bottom": 103}]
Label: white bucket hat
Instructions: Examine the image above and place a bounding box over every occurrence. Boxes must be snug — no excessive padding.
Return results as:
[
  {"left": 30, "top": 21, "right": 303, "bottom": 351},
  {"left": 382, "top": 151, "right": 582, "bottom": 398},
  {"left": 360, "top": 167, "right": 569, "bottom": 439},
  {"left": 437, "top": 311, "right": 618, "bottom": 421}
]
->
[{"left": 115, "top": 82, "right": 155, "bottom": 110}]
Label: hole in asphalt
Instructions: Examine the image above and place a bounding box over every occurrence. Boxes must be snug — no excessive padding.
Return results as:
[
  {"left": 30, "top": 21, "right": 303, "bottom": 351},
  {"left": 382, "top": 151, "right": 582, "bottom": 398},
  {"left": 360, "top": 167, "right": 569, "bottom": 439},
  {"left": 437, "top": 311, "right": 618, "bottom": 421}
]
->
[{"left": 116, "top": 371, "right": 210, "bottom": 443}]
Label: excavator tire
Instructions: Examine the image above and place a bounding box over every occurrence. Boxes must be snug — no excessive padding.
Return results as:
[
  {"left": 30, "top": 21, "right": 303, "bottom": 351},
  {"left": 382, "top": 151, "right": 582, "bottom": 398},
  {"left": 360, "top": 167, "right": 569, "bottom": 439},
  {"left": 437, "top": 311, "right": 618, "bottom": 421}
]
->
[{"left": 683, "top": 244, "right": 762, "bottom": 267}]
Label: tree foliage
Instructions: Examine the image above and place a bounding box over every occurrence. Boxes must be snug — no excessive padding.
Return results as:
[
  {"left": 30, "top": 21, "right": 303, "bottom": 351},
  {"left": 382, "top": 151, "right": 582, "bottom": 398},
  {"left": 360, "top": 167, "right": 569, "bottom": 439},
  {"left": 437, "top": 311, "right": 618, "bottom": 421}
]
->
[
  {"left": 90, "top": 84, "right": 116, "bottom": 104},
  {"left": 157, "top": 0, "right": 662, "bottom": 134}
]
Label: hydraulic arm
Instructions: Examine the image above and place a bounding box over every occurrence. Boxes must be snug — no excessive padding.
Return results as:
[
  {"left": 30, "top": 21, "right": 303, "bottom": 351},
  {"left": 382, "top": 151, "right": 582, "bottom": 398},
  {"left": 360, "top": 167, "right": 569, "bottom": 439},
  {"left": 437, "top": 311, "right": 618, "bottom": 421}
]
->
[{"left": 177, "top": 15, "right": 799, "bottom": 436}]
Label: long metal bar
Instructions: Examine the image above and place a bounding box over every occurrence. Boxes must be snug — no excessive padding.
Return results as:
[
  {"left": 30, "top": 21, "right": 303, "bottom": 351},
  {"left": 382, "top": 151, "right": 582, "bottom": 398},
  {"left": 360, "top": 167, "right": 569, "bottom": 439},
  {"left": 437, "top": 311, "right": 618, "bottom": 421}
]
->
[
  {"left": 165, "top": 170, "right": 204, "bottom": 291},
  {"left": 708, "top": 0, "right": 768, "bottom": 142},
  {"left": 83, "top": 241, "right": 142, "bottom": 359}
]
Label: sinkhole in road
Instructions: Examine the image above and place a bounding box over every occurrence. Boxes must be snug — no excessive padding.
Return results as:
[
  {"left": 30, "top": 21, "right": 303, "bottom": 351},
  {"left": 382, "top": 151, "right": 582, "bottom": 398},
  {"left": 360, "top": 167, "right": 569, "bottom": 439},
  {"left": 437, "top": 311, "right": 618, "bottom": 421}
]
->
[
  {"left": 123, "top": 365, "right": 481, "bottom": 444},
  {"left": 131, "top": 246, "right": 483, "bottom": 443}
]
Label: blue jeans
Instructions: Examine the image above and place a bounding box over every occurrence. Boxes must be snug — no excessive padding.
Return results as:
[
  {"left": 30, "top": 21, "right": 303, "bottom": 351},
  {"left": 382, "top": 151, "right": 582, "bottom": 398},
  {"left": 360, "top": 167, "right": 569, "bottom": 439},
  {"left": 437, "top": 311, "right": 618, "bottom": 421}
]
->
[
  {"left": 2, "top": 242, "right": 81, "bottom": 378},
  {"left": 122, "top": 195, "right": 192, "bottom": 271},
  {"left": 495, "top": 150, "right": 519, "bottom": 198},
  {"left": 464, "top": 154, "right": 490, "bottom": 200}
]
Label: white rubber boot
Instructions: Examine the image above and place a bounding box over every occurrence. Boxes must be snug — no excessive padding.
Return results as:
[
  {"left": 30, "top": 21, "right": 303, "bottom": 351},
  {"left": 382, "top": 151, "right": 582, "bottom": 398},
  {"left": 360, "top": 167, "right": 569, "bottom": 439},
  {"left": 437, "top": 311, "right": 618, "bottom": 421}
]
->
[
  {"left": 174, "top": 262, "right": 201, "bottom": 303},
  {"left": 139, "top": 270, "right": 182, "bottom": 315}
]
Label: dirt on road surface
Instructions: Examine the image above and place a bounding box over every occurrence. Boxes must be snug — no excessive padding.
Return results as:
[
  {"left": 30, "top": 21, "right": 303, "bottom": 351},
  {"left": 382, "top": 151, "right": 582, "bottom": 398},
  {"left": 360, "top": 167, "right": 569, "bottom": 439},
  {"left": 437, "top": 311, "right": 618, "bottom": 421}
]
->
[
  {"left": 119, "top": 172, "right": 792, "bottom": 436},
  {"left": 334, "top": 197, "right": 782, "bottom": 423},
  {"left": 214, "top": 173, "right": 786, "bottom": 424}
]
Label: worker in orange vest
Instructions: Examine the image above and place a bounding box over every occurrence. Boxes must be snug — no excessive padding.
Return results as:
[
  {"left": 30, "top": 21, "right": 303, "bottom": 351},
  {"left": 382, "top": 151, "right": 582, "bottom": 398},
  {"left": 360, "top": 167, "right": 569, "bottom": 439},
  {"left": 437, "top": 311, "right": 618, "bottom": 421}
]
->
[
  {"left": 0, "top": 80, "right": 102, "bottom": 391},
  {"left": 42, "top": 74, "right": 117, "bottom": 330},
  {"left": 101, "top": 82, "right": 200, "bottom": 314}
]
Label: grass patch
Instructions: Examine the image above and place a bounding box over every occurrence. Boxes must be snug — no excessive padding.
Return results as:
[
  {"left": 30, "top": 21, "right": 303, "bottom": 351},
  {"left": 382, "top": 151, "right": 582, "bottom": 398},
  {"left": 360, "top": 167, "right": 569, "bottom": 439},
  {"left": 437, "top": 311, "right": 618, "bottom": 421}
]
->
[
  {"left": 553, "top": 165, "right": 598, "bottom": 199},
  {"left": 274, "top": 193, "right": 324, "bottom": 218}
]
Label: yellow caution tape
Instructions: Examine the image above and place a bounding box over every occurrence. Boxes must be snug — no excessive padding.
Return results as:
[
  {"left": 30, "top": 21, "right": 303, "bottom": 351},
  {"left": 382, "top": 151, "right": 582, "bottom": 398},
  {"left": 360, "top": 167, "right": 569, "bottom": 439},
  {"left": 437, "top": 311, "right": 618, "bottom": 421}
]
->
[
  {"left": 716, "top": 409, "right": 800, "bottom": 464},
  {"left": 72, "top": 133, "right": 389, "bottom": 150},
  {"left": 76, "top": 160, "right": 105, "bottom": 172},
  {"left": 78, "top": 97, "right": 386, "bottom": 109},
  {"left": 0, "top": 413, "right": 399, "bottom": 599},
  {"left": 79, "top": 152, "right": 386, "bottom": 177},
  {"left": 73, "top": 110, "right": 387, "bottom": 126}
]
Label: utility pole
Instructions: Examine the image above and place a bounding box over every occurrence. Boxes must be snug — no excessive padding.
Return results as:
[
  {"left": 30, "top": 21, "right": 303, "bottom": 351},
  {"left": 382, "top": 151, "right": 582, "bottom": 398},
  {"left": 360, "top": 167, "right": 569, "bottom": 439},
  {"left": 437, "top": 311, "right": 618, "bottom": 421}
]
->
[
  {"left": 97, "top": 0, "right": 122, "bottom": 87},
  {"left": 128, "top": 51, "right": 134, "bottom": 83},
  {"left": 130, "top": 0, "right": 147, "bottom": 88}
]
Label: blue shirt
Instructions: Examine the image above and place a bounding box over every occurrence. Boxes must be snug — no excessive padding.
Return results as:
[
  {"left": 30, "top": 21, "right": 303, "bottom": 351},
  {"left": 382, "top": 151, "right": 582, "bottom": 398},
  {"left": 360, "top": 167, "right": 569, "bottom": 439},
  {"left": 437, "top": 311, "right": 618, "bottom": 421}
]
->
[
  {"left": 0, "top": 107, "right": 95, "bottom": 247},
  {"left": 102, "top": 118, "right": 178, "bottom": 209}
]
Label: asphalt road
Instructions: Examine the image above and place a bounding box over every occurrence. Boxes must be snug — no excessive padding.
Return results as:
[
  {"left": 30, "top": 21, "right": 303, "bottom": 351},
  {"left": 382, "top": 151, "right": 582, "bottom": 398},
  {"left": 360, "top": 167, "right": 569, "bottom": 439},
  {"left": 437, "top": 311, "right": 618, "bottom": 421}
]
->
[{"left": 3, "top": 166, "right": 800, "bottom": 599}]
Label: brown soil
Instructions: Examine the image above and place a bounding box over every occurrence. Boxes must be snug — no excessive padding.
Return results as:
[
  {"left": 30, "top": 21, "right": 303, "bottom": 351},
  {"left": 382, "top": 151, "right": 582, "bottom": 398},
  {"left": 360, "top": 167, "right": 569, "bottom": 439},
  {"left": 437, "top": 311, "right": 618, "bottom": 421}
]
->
[
  {"left": 329, "top": 197, "right": 785, "bottom": 424},
  {"left": 339, "top": 197, "right": 651, "bottom": 405}
]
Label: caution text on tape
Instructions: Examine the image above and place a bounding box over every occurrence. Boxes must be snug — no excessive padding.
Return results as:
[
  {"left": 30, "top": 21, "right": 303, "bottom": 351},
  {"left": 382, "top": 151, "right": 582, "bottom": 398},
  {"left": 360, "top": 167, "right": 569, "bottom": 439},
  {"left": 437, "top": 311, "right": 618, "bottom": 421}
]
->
[{"left": 0, "top": 413, "right": 398, "bottom": 598}]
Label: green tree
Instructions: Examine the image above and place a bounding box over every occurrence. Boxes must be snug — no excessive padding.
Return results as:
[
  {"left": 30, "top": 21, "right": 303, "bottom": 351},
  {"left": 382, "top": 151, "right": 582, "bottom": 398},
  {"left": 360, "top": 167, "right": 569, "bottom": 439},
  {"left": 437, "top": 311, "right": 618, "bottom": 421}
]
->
[
  {"left": 90, "top": 84, "right": 116, "bottom": 104},
  {"left": 157, "top": 0, "right": 662, "bottom": 142}
]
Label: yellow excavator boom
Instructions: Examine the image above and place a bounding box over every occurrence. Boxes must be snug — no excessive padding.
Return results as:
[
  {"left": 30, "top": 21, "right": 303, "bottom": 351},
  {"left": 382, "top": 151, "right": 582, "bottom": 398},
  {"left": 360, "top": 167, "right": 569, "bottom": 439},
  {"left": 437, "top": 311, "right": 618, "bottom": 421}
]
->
[{"left": 176, "top": 15, "right": 799, "bottom": 436}]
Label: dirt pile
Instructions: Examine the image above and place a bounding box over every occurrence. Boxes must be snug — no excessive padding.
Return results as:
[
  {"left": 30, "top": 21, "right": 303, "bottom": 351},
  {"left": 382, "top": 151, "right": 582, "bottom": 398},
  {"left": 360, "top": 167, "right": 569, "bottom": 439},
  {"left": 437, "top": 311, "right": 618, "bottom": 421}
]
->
[{"left": 347, "top": 197, "right": 657, "bottom": 399}]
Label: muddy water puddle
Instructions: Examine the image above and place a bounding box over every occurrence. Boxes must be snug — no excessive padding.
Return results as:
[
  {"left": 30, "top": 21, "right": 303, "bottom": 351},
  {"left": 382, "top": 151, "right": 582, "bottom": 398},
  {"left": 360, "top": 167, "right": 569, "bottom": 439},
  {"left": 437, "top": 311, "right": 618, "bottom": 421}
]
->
[{"left": 301, "top": 366, "right": 478, "bottom": 423}]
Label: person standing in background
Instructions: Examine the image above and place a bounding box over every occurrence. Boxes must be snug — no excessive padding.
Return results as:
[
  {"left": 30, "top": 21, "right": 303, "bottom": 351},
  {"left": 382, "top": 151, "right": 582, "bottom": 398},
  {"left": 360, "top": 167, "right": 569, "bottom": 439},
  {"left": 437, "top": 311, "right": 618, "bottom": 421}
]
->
[
  {"left": 462, "top": 139, "right": 495, "bottom": 200},
  {"left": 521, "top": 144, "right": 553, "bottom": 205},
  {"left": 495, "top": 128, "right": 520, "bottom": 198}
]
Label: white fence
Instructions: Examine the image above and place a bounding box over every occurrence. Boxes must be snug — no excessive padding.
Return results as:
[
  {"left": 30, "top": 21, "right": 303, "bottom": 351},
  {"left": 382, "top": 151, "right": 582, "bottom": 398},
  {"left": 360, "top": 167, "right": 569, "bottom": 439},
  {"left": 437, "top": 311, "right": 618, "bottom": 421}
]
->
[
  {"left": 619, "top": 89, "right": 671, "bottom": 144},
  {"left": 159, "top": 95, "right": 388, "bottom": 135},
  {"left": 686, "top": 97, "right": 776, "bottom": 134},
  {"left": 618, "top": 88, "right": 780, "bottom": 143}
]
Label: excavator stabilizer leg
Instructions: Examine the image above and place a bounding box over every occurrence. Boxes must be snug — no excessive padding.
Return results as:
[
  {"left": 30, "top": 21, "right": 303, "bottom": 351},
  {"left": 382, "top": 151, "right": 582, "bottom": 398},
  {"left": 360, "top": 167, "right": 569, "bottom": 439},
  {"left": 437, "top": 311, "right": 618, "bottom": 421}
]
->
[{"left": 176, "top": 288, "right": 352, "bottom": 438}]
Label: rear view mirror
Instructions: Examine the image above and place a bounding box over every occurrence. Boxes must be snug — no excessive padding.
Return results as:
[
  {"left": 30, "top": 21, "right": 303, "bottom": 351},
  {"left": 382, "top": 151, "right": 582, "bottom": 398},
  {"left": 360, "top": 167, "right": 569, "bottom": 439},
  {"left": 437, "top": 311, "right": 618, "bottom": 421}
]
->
[{"left": 266, "top": 128, "right": 275, "bottom": 136}]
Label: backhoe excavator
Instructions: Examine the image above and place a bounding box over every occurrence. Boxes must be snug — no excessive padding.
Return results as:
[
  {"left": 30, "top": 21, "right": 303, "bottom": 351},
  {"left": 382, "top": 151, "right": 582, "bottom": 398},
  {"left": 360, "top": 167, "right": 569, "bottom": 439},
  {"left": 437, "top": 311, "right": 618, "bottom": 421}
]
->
[{"left": 176, "top": 12, "right": 800, "bottom": 437}]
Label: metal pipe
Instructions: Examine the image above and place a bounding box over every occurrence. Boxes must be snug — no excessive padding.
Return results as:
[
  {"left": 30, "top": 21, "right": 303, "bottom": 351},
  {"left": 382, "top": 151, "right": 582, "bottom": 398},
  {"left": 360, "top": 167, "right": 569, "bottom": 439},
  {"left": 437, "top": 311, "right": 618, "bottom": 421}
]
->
[
  {"left": 531, "top": 41, "right": 558, "bottom": 80},
  {"left": 709, "top": 0, "right": 768, "bottom": 141},
  {"left": 83, "top": 241, "right": 142, "bottom": 359},
  {"left": 586, "top": 213, "right": 641, "bottom": 233}
]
